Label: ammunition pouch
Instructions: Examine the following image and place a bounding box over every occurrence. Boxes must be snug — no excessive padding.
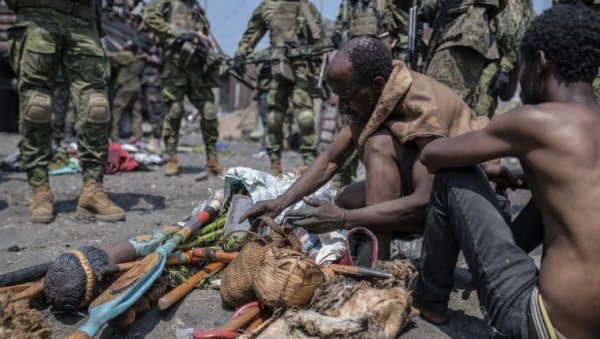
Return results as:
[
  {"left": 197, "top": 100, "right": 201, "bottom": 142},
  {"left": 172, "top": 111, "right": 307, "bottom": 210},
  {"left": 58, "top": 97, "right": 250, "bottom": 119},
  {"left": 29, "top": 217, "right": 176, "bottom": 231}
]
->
[
  {"left": 15, "top": 0, "right": 96, "bottom": 20},
  {"left": 270, "top": 47, "right": 295, "bottom": 83}
]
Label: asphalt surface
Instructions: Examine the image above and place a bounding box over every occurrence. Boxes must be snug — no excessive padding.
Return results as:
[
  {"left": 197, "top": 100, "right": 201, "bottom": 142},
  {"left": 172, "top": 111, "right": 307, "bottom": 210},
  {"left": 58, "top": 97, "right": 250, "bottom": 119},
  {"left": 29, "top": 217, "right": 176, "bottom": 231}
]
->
[{"left": 0, "top": 131, "right": 538, "bottom": 338}]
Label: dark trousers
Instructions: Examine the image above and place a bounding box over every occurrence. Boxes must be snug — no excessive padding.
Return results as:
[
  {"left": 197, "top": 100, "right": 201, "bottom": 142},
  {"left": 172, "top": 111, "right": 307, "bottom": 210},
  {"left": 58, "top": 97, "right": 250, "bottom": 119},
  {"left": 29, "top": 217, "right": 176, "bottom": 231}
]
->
[{"left": 417, "top": 166, "right": 542, "bottom": 338}]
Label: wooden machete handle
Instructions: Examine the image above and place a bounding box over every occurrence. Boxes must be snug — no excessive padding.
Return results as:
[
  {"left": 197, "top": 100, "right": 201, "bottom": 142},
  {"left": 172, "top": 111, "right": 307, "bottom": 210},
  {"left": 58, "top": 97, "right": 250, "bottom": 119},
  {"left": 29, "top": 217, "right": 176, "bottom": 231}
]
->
[{"left": 158, "top": 262, "right": 225, "bottom": 310}]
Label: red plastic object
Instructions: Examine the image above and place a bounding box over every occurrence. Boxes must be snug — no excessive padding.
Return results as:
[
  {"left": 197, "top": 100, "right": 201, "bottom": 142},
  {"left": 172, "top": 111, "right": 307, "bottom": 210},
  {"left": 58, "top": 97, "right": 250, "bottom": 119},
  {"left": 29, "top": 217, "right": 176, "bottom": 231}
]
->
[
  {"left": 192, "top": 330, "right": 237, "bottom": 339},
  {"left": 231, "top": 301, "right": 259, "bottom": 320}
]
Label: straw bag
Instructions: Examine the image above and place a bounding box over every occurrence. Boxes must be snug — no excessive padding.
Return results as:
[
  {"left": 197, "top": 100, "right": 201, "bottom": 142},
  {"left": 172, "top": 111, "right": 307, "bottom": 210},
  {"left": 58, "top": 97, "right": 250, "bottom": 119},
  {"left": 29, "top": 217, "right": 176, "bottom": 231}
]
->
[
  {"left": 254, "top": 247, "right": 324, "bottom": 309},
  {"left": 220, "top": 216, "right": 301, "bottom": 308}
]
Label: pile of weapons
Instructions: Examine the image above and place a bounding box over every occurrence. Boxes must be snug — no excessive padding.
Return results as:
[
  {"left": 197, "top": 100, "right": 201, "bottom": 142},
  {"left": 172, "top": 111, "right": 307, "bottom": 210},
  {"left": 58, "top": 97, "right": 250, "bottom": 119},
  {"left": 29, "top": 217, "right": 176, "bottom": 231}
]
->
[{"left": 0, "top": 186, "right": 393, "bottom": 338}]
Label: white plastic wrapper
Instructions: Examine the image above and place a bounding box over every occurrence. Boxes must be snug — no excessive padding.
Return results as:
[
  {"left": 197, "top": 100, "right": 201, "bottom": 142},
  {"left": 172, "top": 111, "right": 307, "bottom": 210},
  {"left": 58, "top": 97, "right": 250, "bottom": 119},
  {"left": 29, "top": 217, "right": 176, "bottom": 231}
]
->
[{"left": 223, "top": 167, "right": 348, "bottom": 265}]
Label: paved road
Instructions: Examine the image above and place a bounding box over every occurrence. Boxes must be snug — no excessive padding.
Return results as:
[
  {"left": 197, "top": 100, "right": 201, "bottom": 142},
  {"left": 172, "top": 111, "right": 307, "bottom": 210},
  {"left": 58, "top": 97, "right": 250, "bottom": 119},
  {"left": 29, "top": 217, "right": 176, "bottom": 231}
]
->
[{"left": 0, "top": 132, "right": 536, "bottom": 338}]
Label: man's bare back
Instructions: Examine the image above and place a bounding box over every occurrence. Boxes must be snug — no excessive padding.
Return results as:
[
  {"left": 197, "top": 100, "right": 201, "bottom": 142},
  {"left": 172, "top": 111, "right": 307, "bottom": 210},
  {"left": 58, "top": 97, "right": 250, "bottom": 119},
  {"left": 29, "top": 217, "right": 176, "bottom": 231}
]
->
[{"left": 518, "top": 102, "right": 600, "bottom": 337}]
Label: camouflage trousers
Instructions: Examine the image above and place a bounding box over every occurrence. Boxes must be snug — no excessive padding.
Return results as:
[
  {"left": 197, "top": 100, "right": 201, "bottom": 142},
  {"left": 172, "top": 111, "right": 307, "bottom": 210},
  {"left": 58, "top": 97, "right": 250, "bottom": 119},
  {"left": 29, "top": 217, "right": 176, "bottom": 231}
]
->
[
  {"left": 424, "top": 46, "right": 491, "bottom": 113},
  {"left": 471, "top": 61, "right": 500, "bottom": 117},
  {"left": 8, "top": 8, "right": 111, "bottom": 187},
  {"left": 161, "top": 56, "right": 218, "bottom": 156},
  {"left": 111, "top": 81, "right": 143, "bottom": 140},
  {"left": 143, "top": 84, "right": 168, "bottom": 138},
  {"left": 52, "top": 76, "right": 76, "bottom": 143},
  {"left": 267, "top": 63, "right": 318, "bottom": 165}
]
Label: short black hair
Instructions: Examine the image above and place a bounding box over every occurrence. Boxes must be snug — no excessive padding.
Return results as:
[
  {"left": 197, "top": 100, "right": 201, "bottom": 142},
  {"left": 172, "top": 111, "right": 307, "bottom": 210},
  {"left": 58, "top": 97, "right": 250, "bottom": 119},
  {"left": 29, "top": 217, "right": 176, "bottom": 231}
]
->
[
  {"left": 340, "top": 35, "right": 393, "bottom": 85},
  {"left": 520, "top": 4, "right": 600, "bottom": 84}
]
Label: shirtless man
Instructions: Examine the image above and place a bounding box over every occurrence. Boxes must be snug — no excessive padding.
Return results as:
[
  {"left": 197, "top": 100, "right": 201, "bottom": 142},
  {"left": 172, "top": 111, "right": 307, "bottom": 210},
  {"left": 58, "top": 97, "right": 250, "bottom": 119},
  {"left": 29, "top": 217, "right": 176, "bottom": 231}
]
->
[
  {"left": 240, "top": 36, "right": 487, "bottom": 259},
  {"left": 414, "top": 5, "right": 600, "bottom": 338}
]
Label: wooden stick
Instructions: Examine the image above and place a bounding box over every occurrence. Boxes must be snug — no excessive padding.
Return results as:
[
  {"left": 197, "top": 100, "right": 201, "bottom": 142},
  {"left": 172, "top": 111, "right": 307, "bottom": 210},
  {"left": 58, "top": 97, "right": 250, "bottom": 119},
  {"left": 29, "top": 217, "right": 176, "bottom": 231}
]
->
[
  {"left": 0, "top": 281, "right": 37, "bottom": 294},
  {"left": 158, "top": 262, "right": 226, "bottom": 310},
  {"left": 221, "top": 306, "right": 261, "bottom": 332},
  {"left": 12, "top": 280, "right": 44, "bottom": 302}
]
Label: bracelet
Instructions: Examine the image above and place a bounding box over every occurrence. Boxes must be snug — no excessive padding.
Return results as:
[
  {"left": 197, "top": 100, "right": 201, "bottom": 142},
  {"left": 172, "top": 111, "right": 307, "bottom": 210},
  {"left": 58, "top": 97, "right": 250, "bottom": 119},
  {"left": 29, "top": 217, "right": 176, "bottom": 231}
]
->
[{"left": 339, "top": 208, "right": 346, "bottom": 229}]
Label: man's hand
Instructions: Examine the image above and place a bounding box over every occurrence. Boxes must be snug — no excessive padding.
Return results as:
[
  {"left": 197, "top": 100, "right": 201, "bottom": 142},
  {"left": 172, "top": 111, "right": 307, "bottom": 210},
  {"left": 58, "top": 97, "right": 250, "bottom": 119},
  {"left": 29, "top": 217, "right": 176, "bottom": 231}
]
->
[
  {"left": 238, "top": 198, "right": 286, "bottom": 224},
  {"left": 285, "top": 197, "right": 344, "bottom": 234},
  {"left": 178, "top": 31, "right": 198, "bottom": 43},
  {"left": 492, "top": 67, "right": 511, "bottom": 97},
  {"left": 233, "top": 55, "right": 246, "bottom": 75},
  {"left": 481, "top": 162, "right": 527, "bottom": 190}
]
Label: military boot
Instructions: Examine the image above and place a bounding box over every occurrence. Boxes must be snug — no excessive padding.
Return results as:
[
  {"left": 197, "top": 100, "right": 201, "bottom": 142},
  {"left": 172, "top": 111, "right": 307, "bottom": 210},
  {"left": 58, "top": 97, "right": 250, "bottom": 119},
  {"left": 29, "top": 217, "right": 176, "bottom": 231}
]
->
[
  {"left": 270, "top": 159, "right": 282, "bottom": 176},
  {"left": 147, "top": 136, "right": 162, "bottom": 154},
  {"left": 29, "top": 185, "right": 54, "bottom": 223},
  {"left": 164, "top": 154, "right": 179, "bottom": 176},
  {"left": 76, "top": 181, "right": 125, "bottom": 222},
  {"left": 206, "top": 153, "right": 225, "bottom": 176}
]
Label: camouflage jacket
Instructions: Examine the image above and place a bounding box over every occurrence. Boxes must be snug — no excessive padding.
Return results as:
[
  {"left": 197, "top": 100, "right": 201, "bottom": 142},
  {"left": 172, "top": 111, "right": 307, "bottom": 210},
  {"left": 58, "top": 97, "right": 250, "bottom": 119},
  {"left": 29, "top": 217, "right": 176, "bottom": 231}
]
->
[
  {"left": 423, "top": 0, "right": 507, "bottom": 61},
  {"left": 334, "top": 0, "right": 408, "bottom": 55},
  {"left": 143, "top": 0, "right": 210, "bottom": 48},
  {"left": 496, "top": 0, "right": 535, "bottom": 71},
  {"left": 553, "top": 0, "right": 600, "bottom": 10},
  {"left": 235, "top": 0, "right": 324, "bottom": 57}
]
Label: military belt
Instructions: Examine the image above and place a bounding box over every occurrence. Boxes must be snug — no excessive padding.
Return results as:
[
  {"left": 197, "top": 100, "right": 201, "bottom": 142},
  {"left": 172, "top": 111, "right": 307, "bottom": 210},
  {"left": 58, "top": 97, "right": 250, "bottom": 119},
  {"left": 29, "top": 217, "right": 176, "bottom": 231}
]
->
[{"left": 17, "top": 0, "right": 95, "bottom": 20}]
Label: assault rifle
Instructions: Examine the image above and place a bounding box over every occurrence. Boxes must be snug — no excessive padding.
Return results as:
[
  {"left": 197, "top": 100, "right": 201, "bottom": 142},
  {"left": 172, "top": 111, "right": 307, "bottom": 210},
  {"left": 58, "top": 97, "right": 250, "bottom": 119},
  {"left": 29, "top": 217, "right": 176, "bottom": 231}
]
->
[
  {"left": 229, "top": 44, "right": 335, "bottom": 94},
  {"left": 405, "top": 0, "right": 423, "bottom": 71}
]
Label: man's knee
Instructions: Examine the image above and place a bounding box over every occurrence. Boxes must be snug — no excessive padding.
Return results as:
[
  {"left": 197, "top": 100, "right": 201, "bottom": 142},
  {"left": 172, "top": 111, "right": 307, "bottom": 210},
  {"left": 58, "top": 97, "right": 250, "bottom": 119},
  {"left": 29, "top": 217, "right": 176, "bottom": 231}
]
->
[
  {"left": 296, "top": 110, "right": 315, "bottom": 134},
  {"left": 22, "top": 92, "right": 52, "bottom": 123},
  {"left": 335, "top": 181, "right": 366, "bottom": 210},
  {"left": 85, "top": 93, "right": 110, "bottom": 124},
  {"left": 433, "top": 166, "right": 488, "bottom": 194},
  {"left": 363, "top": 130, "right": 395, "bottom": 160}
]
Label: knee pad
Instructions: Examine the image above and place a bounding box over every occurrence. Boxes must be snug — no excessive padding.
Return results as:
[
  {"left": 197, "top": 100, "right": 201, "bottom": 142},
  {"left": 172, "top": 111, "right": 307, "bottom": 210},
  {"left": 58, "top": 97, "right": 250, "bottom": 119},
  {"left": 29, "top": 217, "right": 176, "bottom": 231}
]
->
[
  {"left": 23, "top": 93, "right": 52, "bottom": 123},
  {"left": 85, "top": 93, "right": 110, "bottom": 124},
  {"left": 202, "top": 102, "right": 217, "bottom": 120},
  {"left": 297, "top": 110, "right": 315, "bottom": 132}
]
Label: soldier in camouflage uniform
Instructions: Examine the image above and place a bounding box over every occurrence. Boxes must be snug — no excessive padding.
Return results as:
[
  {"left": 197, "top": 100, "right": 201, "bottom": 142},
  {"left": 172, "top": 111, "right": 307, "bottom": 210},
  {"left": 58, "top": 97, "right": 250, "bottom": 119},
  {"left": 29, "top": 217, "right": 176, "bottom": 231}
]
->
[
  {"left": 109, "top": 40, "right": 144, "bottom": 142},
  {"left": 553, "top": 0, "right": 600, "bottom": 99},
  {"left": 472, "top": 0, "right": 536, "bottom": 117},
  {"left": 6, "top": 0, "right": 125, "bottom": 223},
  {"left": 233, "top": 0, "right": 325, "bottom": 176},
  {"left": 143, "top": 0, "right": 224, "bottom": 177},
  {"left": 138, "top": 29, "right": 167, "bottom": 154},
  {"left": 422, "top": 0, "right": 506, "bottom": 115},
  {"left": 332, "top": 0, "right": 409, "bottom": 188},
  {"left": 333, "top": 0, "right": 408, "bottom": 59}
]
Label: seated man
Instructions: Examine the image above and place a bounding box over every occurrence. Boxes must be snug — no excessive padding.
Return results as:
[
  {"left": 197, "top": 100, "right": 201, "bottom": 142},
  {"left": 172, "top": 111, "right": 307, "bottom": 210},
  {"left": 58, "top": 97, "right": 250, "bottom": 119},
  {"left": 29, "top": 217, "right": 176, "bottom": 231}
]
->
[
  {"left": 414, "top": 5, "right": 600, "bottom": 338},
  {"left": 241, "top": 36, "right": 488, "bottom": 259}
]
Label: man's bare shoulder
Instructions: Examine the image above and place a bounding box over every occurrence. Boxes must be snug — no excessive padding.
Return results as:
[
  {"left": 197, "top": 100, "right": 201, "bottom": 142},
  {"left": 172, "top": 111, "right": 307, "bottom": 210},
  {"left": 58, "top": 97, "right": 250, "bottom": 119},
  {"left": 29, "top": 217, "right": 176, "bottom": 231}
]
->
[{"left": 496, "top": 102, "right": 600, "bottom": 135}]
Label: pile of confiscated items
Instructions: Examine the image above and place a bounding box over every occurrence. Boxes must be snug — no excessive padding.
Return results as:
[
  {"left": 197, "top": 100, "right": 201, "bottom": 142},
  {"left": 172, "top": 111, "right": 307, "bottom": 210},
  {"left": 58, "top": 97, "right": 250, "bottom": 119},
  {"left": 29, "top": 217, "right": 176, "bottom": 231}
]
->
[{"left": 0, "top": 167, "right": 418, "bottom": 339}]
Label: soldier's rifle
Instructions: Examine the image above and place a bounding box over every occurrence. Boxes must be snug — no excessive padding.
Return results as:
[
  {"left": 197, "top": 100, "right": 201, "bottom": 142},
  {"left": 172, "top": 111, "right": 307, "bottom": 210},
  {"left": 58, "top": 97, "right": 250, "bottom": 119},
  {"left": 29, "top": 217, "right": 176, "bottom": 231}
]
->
[
  {"left": 405, "top": 0, "right": 423, "bottom": 71},
  {"left": 228, "top": 44, "right": 335, "bottom": 92}
]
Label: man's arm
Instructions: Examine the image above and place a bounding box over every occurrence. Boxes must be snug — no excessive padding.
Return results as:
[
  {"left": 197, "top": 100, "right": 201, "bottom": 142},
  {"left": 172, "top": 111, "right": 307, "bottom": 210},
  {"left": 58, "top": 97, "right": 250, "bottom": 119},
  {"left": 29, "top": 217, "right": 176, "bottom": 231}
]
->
[
  {"left": 420, "top": 106, "right": 541, "bottom": 173},
  {"left": 235, "top": 3, "right": 267, "bottom": 57},
  {"left": 143, "top": 0, "right": 177, "bottom": 46},
  {"left": 239, "top": 125, "right": 356, "bottom": 221}
]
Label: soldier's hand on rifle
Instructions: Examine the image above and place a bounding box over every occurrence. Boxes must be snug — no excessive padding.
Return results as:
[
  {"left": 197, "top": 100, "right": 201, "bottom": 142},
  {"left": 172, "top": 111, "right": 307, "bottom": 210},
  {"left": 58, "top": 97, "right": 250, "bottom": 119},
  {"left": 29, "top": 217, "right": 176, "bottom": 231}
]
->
[
  {"left": 331, "top": 32, "right": 342, "bottom": 49},
  {"left": 178, "top": 31, "right": 198, "bottom": 43},
  {"left": 493, "top": 67, "right": 511, "bottom": 97},
  {"left": 233, "top": 54, "right": 246, "bottom": 75}
]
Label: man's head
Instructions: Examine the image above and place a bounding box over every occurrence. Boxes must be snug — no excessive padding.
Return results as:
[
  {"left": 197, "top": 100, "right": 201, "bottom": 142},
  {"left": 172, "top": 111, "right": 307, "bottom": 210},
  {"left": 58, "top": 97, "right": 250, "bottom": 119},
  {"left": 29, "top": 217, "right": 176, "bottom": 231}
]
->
[
  {"left": 519, "top": 4, "right": 600, "bottom": 104},
  {"left": 327, "top": 36, "right": 393, "bottom": 125}
]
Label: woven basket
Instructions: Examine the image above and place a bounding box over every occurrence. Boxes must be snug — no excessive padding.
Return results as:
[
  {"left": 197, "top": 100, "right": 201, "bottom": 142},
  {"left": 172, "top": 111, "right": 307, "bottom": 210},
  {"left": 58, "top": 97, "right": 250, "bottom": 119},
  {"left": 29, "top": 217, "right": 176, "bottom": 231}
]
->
[
  {"left": 254, "top": 247, "right": 324, "bottom": 309},
  {"left": 220, "top": 216, "right": 301, "bottom": 308}
]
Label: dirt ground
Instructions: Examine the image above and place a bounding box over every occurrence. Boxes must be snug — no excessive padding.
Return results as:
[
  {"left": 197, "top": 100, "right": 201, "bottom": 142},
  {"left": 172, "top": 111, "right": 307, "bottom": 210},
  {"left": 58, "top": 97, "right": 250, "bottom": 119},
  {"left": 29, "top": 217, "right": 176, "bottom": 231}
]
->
[{"left": 0, "top": 131, "right": 538, "bottom": 338}]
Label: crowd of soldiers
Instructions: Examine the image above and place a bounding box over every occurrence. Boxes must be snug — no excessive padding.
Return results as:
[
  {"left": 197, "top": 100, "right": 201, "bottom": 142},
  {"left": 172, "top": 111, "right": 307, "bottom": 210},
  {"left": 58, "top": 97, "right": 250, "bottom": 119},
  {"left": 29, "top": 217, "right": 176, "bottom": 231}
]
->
[{"left": 3, "top": 0, "right": 599, "bottom": 224}]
